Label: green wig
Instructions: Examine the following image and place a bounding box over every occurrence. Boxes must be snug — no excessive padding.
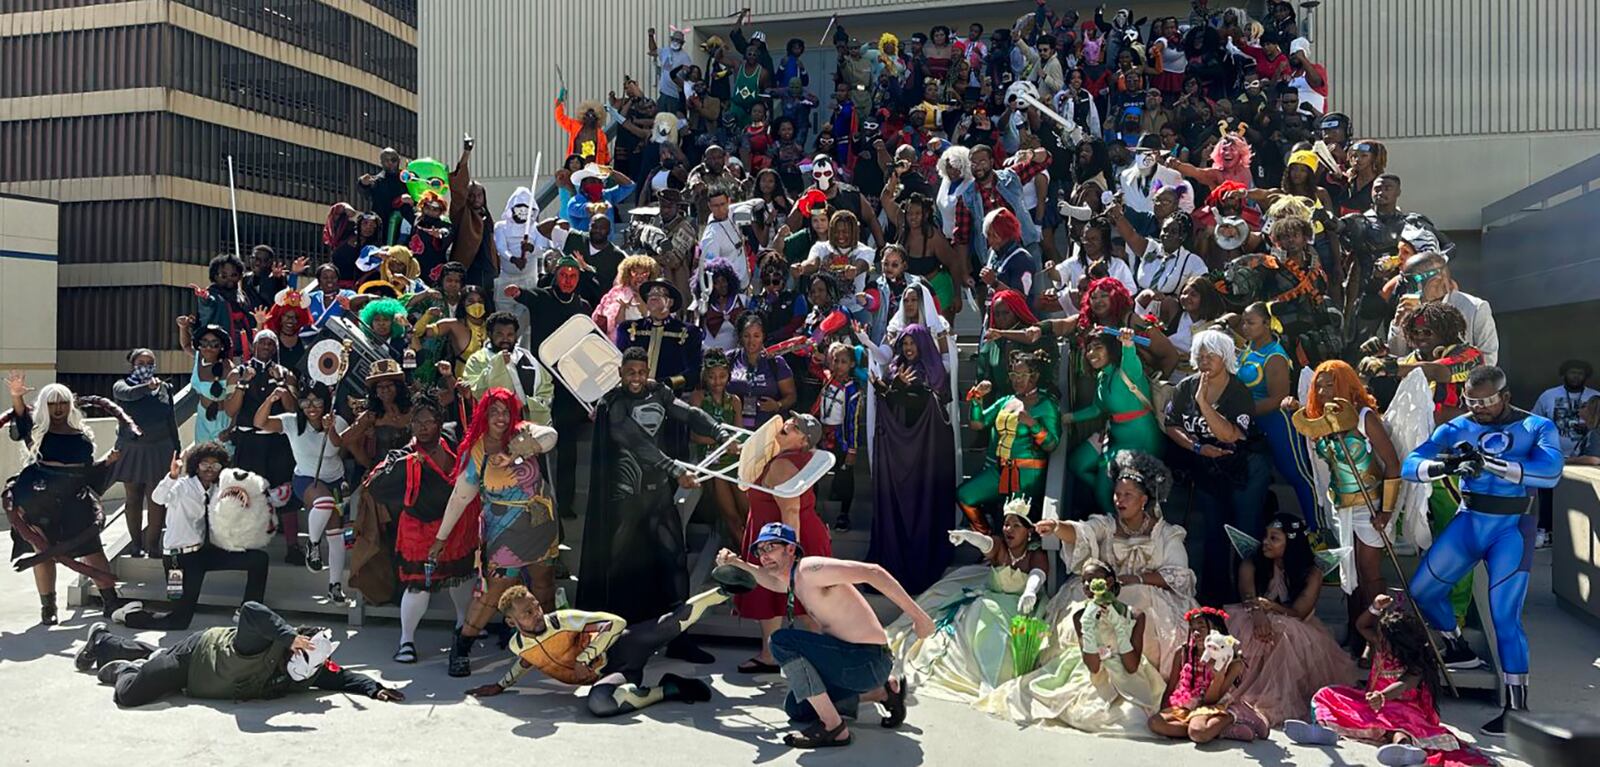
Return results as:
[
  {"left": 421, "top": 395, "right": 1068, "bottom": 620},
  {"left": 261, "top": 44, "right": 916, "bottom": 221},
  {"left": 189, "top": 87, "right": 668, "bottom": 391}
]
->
[{"left": 359, "top": 297, "right": 408, "bottom": 338}]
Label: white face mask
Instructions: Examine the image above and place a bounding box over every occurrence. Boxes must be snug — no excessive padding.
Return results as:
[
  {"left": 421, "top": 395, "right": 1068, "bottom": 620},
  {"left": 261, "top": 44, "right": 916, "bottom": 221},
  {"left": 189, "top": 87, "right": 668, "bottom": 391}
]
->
[
  {"left": 813, "top": 164, "right": 835, "bottom": 191},
  {"left": 511, "top": 204, "right": 529, "bottom": 223},
  {"left": 1136, "top": 154, "right": 1157, "bottom": 175},
  {"left": 670, "top": 40, "right": 684, "bottom": 51}
]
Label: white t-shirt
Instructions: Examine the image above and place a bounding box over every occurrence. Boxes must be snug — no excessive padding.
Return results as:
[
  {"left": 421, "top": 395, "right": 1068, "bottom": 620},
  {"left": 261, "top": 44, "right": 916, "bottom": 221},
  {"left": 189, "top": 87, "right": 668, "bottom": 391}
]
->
[
  {"left": 806, "top": 241, "right": 876, "bottom": 293},
  {"left": 1532, "top": 385, "right": 1599, "bottom": 456},
  {"left": 657, "top": 46, "right": 692, "bottom": 99},
  {"left": 1132, "top": 242, "right": 1208, "bottom": 296},
  {"left": 275, "top": 413, "right": 348, "bottom": 482}
]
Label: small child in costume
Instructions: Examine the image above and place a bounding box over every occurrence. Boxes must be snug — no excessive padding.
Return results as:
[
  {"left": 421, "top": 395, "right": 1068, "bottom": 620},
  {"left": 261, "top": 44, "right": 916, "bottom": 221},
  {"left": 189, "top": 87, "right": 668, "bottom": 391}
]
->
[
  {"left": 692, "top": 350, "right": 747, "bottom": 544},
  {"left": 1148, "top": 607, "right": 1270, "bottom": 744},
  {"left": 1286, "top": 594, "right": 1493, "bottom": 766},
  {"left": 812, "top": 342, "right": 863, "bottom": 531}
]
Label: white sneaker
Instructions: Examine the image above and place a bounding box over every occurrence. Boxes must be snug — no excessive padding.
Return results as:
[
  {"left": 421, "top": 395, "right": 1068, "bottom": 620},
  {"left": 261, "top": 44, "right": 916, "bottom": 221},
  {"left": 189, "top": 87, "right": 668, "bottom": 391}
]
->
[
  {"left": 1534, "top": 529, "right": 1552, "bottom": 550},
  {"left": 1377, "top": 743, "right": 1426, "bottom": 765}
]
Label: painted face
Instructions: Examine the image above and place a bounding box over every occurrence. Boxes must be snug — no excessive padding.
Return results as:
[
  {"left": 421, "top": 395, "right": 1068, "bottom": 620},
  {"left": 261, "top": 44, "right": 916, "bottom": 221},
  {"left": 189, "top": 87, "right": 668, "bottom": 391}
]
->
[
  {"left": 555, "top": 266, "right": 580, "bottom": 295},
  {"left": 646, "top": 286, "right": 673, "bottom": 318},
  {"left": 401, "top": 158, "right": 449, "bottom": 202},
  {"left": 621, "top": 359, "right": 650, "bottom": 394}
]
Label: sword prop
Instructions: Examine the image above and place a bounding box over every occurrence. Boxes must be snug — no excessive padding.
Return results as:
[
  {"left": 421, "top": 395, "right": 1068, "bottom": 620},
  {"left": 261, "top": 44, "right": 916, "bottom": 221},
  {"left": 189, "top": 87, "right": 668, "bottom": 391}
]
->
[
  {"left": 818, "top": 14, "right": 838, "bottom": 46},
  {"left": 524, "top": 151, "right": 544, "bottom": 282},
  {"left": 1318, "top": 409, "right": 1458, "bottom": 697}
]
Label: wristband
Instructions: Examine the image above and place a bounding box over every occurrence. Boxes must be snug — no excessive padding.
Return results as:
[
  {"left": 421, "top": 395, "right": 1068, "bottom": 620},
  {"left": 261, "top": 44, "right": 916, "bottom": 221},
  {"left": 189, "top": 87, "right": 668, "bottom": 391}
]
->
[
  {"left": 1191, "top": 441, "right": 1203, "bottom": 454},
  {"left": 1368, "top": 603, "right": 1385, "bottom": 616}
]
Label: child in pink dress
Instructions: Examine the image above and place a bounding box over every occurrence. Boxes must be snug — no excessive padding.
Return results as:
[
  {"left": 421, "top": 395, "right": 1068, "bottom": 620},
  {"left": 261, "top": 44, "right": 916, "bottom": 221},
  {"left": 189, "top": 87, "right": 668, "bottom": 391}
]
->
[
  {"left": 1286, "top": 595, "right": 1493, "bottom": 766},
  {"left": 1148, "top": 607, "right": 1270, "bottom": 744}
]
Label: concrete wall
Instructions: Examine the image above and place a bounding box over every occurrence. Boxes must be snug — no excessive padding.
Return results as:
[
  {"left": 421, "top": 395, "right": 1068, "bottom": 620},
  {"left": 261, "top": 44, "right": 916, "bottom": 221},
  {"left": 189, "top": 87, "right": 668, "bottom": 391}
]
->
[
  {"left": 0, "top": 193, "right": 58, "bottom": 390},
  {"left": 1316, "top": 0, "right": 1600, "bottom": 229},
  {"left": 1554, "top": 466, "right": 1600, "bottom": 625}
]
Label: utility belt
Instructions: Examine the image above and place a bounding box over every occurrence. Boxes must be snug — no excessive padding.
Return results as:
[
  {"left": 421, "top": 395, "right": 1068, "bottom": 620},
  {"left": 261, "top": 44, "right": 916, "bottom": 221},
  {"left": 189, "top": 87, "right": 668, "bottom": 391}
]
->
[
  {"left": 1334, "top": 490, "right": 1378, "bottom": 509},
  {"left": 167, "top": 543, "right": 205, "bottom": 556},
  {"left": 1461, "top": 492, "right": 1533, "bottom": 516}
]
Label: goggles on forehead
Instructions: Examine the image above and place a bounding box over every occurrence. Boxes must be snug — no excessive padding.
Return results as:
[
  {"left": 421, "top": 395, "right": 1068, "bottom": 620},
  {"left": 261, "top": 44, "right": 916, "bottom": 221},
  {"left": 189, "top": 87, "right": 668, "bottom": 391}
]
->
[
  {"left": 1351, "top": 141, "right": 1377, "bottom": 153},
  {"left": 399, "top": 170, "right": 446, "bottom": 190},
  {"left": 1462, "top": 388, "right": 1507, "bottom": 409},
  {"left": 1405, "top": 267, "right": 1443, "bottom": 286}
]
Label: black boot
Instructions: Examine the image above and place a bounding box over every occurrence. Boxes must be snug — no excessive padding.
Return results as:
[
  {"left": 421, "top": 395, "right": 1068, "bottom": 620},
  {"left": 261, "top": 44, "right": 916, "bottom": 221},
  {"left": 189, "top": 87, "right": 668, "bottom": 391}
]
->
[
  {"left": 1481, "top": 682, "right": 1528, "bottom": 737},
  {"left": 659, "top": 673, "right": 712, "bottom": 703},
  {"left": 40, "top": 592, "right": 58, "bottom": 626},
  {"left": 447, "top": 630, "right": 474, "bottom": 677},
  {"left": 97, "top": 585, "right": 124, "bottom": 617}
]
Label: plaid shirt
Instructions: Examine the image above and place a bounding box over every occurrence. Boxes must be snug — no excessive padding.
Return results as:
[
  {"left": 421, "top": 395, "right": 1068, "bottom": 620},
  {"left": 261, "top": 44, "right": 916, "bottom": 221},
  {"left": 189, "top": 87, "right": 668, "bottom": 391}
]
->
[{"left": 950, "top": 161, "right": 1049, "bottom": 248}]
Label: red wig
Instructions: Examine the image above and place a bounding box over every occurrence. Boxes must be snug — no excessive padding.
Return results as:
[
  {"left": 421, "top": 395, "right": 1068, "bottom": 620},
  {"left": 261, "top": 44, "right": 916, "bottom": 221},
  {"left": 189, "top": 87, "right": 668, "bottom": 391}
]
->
[
  {"left": 267, "top": 289, "right": 313, "bottom": 332},
  {"left": 1205, "top": 180, "right": 1248, "bottom": 209},
  {"left": 455, "top": 387, "right": 525, "bottom": 479},
  {"left": 983, "top": 208, "right": 1023, "bottom": 244},
  {"left": 988, "top": 288, "right": 1038, "bottom": 327},
  {"left": 1078, "top": 276, "right": 1133, "bottom": 326}
]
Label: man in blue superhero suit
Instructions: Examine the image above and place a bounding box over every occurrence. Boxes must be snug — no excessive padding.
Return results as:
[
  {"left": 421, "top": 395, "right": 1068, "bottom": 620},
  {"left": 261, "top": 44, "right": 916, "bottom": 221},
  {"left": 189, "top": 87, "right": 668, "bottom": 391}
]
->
[{"left": 1402, "top": 365, "right": 1564, "bottom": 736}]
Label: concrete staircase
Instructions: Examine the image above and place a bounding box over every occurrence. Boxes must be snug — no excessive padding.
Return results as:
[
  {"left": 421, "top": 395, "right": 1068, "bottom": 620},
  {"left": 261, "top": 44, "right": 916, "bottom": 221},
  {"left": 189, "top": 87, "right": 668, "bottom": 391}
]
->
[{"left": 91, "top": 296, "right": 1500, "bottom": 691}]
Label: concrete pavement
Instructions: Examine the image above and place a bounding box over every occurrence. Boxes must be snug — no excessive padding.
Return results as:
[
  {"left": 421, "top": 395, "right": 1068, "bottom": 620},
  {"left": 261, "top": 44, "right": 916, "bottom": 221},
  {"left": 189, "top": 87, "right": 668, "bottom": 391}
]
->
[{"left": 3, "top": 552, "right": 1596, "bottom": 766}]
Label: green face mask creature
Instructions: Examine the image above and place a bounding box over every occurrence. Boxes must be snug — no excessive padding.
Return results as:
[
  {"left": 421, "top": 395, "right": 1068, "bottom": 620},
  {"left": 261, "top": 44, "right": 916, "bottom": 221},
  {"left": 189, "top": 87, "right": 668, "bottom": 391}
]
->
[{"left": 401, "top": 158, "right": 448, "bottom": 202}]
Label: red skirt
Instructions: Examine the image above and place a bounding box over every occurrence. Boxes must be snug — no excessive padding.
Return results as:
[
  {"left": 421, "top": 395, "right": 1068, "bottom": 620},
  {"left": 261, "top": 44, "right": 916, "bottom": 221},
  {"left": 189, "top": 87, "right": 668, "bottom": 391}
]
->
[
  {"left": 732, "top": 488, "right": 832, "bottom": 620},
  {"left": 1153, "top": 71, "right": 1185, "bottom": 96},
  {"left": 395, "top": 501, "right": 481, "bottom": 591}
]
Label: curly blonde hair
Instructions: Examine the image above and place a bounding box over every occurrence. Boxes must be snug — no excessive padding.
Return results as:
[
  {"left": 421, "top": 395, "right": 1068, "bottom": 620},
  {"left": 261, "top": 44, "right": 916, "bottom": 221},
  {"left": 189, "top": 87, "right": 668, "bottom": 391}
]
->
[{"left": 616, "top": 254, "right": 660, "bottom": 288}]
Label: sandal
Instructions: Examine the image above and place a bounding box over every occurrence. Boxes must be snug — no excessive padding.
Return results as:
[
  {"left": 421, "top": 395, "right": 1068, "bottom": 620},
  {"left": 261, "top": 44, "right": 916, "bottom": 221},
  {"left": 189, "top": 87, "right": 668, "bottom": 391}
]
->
[
  {"left": 737, "top": 657, "right": 780, "bottom": 674},
  {"left": 393, "top": 642, "right": 418, "bottom": 664},
  {"left": 783, "top": 720, "right": 852, "bottom": 749},
  {"left": 879, "top": 677, "right": 907, "bottom": 728}
]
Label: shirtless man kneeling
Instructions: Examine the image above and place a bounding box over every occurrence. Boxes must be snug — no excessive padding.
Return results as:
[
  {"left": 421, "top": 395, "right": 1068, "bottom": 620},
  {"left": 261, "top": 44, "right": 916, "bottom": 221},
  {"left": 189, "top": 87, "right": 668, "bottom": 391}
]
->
[{"left": 716, "top": 523, "right": 935, "bottom": 749}]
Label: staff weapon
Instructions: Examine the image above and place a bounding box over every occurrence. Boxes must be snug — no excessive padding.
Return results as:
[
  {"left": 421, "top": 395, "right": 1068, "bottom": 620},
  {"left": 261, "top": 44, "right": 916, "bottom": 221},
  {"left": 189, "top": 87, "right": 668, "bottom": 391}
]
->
[{"left": 1308, "top": 402, "right": 1458, "bottom": 697}]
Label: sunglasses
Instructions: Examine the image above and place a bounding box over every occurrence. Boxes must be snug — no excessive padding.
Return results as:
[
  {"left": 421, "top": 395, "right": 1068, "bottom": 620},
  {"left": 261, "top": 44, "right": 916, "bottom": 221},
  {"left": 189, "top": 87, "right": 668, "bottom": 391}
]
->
[
  {"left": 197, "top": 460, "right": 223, "bottom": 471},
  {"left": 1462, "top": 389, "right": 1507, "bottom": 409},
  {"left": 197, "top": 340, "right": 223, "bottom": 349}
]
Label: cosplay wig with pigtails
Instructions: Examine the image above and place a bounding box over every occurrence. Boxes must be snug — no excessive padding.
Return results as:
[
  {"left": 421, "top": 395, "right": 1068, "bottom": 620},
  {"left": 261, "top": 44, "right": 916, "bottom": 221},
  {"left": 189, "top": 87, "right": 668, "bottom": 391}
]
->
[
  {"left": 1304, "top": 360, "right": 1377, "bottom": 419},
  {"left": 455, "top": 387, "right": 526, "bottom": 481}
]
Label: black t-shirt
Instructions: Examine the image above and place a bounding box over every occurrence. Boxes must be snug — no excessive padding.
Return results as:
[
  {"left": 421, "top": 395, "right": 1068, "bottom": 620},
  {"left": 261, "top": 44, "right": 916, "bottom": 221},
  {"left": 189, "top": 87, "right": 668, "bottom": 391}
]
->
[{"left": 1164, "top": 372, "right": 1261, "bottom": 475}]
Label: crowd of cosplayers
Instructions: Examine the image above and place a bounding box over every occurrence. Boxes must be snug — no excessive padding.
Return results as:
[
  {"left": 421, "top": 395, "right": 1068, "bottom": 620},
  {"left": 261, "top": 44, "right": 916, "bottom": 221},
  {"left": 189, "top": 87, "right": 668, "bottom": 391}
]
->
[{"left": 6, "top": 2, "right": 1596, "bottom": 758}]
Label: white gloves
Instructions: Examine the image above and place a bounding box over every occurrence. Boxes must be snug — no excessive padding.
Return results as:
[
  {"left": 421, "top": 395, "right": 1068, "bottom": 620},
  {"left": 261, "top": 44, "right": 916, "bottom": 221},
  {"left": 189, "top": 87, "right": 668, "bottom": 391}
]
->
[
  {"left": 948, "top": 529, "right": 995, "bottom": 555},
  {"left": 1019, "top": 568, "right": 1046, "bottom": 615}
]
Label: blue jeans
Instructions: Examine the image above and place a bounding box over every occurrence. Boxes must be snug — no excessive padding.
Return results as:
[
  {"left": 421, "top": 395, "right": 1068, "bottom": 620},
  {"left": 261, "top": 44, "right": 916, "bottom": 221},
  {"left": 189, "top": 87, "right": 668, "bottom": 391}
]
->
[{"left": 769, "top": 628, "right": 892, "bottom": 724}]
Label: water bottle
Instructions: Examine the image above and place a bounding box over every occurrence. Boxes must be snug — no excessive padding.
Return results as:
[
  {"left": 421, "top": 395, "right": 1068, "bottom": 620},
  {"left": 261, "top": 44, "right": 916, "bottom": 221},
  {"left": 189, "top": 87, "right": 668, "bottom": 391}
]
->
[
  {"left": 423, "top": 558, "right": 436, "bottom": 589},
  {"left": 555, "top": 587, "right": 569, "bottom": 610},
  {"left": 342, "top": 527, "right": 356, "bottom": 549},
  {"left": 166, "top": 569, "right": 184, "bottom": 602}
]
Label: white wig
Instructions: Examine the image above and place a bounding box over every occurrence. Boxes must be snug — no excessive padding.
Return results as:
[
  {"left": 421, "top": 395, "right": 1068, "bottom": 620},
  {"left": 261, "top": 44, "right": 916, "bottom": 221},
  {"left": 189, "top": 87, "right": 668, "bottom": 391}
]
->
[
  {"left": 936, "top": 145, "right": 972, "bottom": 180},
  {"left": 28, "top": 383, "right": 90, "bottom": 458},
  {"left": 1189, "top": 329, "right": 1240, "bottom": 374}
]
